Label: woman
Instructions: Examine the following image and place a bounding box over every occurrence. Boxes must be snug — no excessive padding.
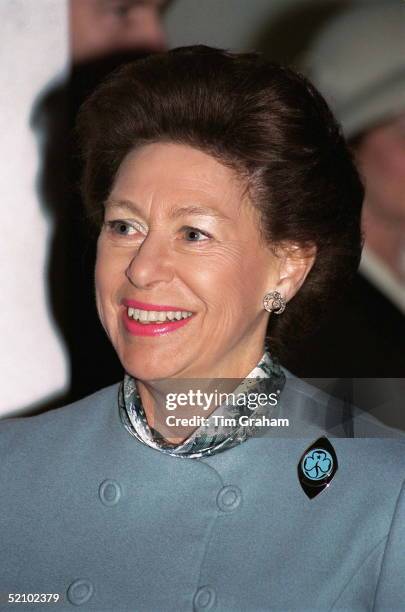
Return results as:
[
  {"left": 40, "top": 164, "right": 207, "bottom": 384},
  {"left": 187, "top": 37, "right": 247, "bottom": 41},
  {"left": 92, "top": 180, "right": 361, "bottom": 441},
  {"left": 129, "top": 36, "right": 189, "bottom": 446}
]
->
[{"left": 1, "top": 46, "right": 404, "bottom": 611}]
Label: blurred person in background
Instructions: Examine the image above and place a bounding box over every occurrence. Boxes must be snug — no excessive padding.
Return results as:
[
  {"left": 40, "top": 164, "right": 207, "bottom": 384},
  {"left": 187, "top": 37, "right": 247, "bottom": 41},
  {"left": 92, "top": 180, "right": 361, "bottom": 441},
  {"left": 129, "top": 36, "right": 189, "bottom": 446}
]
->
[
  {"left": 286, "top": 1, "right": 405, "bottom": 378},
  {"left": 70, "top": 0, "right": 168, "bottom": 61}
]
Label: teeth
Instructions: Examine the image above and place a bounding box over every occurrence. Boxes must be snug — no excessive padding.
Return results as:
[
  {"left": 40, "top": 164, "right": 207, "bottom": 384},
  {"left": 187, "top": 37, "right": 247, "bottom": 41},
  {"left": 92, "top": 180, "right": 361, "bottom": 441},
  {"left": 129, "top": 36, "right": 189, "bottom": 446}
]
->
[
  {"left": 127, "top": 307, "right": 193, "bottom": 324},
  {"left": 139, "top": 310, "right": 148, "bottom": 322}
]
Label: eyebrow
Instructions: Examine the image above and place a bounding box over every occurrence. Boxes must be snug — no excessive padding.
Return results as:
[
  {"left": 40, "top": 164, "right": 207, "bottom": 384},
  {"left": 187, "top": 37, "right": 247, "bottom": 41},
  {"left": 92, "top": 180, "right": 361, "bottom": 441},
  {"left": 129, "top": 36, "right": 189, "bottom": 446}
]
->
[{"left": 105, "top": 199, "right": 232, "bottom": 221}]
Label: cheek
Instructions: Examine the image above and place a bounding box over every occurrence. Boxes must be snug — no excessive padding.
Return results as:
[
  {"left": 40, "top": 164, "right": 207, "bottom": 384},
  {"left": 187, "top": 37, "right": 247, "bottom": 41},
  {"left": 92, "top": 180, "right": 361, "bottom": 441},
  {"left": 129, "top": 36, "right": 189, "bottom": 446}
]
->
[
  {"left": 94, "top": 247, "right": 108, "bottom": 304},
  {"left": 362, "top": 133, "right": 405, "bottom": 188},
  {"left": 94, "top": 241, "right": 122, "bottom": 309},
  {"left": 383, "top": 146, "right": 405, "bottom": 184},
  {"left": 183, "top": 245, "right": 268, "bottom": 315},
  {"left": 375, "top": 147, "right": 405, "bottom": 183},
  {"left": 94, "top": 257, "right": 110, "bottom": 328}
]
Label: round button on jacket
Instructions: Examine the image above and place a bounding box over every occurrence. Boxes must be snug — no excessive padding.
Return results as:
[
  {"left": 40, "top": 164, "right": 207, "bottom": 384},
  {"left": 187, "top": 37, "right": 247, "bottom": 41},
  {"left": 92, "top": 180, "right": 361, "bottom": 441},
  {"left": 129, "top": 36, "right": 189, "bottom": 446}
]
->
[
  {"left": 98, "top": 479, "right": 122, "bottom": 506},
  {"left": 216, "top": 485, "right": 242, "bottom": 512},
  {"left": 67, "top": 579, "right": 94, "bottom": 605},
  {"left": 193, "top": 585, "right": 216, "bottom": 610}
]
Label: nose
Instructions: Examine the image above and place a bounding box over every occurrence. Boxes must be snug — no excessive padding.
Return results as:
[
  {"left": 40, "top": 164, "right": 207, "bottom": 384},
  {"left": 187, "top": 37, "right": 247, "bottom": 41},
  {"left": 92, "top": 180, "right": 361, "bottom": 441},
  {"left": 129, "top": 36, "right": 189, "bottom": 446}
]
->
[{"left": 125, "top": 229, "right": 174, "bottom": 289}]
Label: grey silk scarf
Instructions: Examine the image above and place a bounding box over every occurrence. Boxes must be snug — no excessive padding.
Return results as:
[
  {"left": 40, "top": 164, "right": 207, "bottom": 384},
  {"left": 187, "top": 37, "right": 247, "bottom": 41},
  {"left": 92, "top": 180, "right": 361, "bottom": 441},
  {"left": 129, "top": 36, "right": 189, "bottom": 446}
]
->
[{"left": 118, "top": 348, "right": 286, "bottom": 458}]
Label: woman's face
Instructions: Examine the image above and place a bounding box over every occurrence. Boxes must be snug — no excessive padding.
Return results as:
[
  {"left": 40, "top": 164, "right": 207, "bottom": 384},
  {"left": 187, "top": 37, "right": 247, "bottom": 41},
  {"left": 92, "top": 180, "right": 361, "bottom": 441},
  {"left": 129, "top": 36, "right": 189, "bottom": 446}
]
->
[{"left": 95, "top": 143, "right": 289, "bottom": 381}]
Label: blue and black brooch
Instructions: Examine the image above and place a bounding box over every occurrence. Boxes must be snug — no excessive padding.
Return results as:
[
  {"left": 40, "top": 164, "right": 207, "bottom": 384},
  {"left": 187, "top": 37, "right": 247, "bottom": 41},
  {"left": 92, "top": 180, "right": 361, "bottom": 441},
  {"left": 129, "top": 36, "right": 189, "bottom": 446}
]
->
[{"left": 298, "top": 437, "right": 338, "bottom": 499}]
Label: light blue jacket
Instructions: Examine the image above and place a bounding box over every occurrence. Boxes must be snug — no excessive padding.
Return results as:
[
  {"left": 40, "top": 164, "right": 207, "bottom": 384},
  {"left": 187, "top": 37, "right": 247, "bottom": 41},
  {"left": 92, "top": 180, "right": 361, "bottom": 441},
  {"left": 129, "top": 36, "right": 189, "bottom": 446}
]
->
[{"left": 1, "top": 370, "right": 404, "bottom": 611}]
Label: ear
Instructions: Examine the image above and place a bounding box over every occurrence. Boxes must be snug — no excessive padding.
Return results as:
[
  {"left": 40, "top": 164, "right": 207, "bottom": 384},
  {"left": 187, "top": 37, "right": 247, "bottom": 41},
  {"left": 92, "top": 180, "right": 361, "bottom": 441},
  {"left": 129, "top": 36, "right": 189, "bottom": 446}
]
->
[{"left": 271, "top": 242, "right": 317, "bottom": 303}]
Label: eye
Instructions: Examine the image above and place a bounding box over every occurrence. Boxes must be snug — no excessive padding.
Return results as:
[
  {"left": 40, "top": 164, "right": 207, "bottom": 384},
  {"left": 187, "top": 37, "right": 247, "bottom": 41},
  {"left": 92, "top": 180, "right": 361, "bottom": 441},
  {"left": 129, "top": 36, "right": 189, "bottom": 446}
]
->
[
  {"left": 106, "top": 1, "right": 132, "bottom": 18},
  {"left": 182, "top": 226, "right": 211, "bottom": 242},
  {"left": 104, "top": 219, "right": 145, "bottom": 237}
]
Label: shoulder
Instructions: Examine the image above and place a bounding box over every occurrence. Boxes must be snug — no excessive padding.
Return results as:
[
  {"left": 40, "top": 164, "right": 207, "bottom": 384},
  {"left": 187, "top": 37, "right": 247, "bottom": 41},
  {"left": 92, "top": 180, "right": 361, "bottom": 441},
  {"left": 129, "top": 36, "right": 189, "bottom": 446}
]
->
[
  {"left": 281, "top": 365, "right": 405, "bottom": 438},
  {"left": 279, "top": 367, "right": 405, "bottom": 488},
  {"left": 0, "top": 383, "right": 121, "bottom": 459}
]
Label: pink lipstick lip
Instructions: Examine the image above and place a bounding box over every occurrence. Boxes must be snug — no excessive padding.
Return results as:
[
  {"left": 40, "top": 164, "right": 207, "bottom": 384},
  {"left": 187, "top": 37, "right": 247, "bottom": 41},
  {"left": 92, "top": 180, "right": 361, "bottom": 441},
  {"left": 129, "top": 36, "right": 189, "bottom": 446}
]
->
[
  {"left": 122, "top": 307, "right": 193, "bottom": 337},
  {"left": 122, "top": 298, "right": 193, "bottom": 312}
]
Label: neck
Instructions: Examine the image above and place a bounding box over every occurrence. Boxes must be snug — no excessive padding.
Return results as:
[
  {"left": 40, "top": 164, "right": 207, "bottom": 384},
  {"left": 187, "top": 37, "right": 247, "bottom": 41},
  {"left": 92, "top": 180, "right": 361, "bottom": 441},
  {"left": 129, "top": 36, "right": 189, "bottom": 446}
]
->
[{"left": 136, "top": 339, "right": 267, "bottom": 443}]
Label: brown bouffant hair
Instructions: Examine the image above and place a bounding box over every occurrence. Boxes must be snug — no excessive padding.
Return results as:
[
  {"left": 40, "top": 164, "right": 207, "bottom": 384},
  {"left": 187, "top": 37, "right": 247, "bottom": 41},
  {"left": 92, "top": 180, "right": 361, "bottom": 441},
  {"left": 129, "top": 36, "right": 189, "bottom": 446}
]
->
[{"left": 76, "top": 45, "right": 363, "bottom": 358}]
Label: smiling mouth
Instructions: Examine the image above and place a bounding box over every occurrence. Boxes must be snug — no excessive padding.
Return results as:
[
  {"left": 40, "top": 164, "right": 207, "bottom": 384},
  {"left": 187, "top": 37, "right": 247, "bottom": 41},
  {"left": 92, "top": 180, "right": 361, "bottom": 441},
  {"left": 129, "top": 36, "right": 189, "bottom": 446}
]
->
[{"left": 127, "top": 307, "right": 193, "bottom": 325}]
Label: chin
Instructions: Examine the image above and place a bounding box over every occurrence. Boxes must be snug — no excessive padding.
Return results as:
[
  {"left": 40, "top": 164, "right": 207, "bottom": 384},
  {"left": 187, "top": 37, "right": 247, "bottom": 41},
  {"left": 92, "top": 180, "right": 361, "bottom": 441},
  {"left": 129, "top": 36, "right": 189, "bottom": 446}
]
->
[
  {"left": 124, "top": 364, "right": 183, "bottom": 382},
  {"left": 119, "top": 348, "right": 188, "bottom": 382}
]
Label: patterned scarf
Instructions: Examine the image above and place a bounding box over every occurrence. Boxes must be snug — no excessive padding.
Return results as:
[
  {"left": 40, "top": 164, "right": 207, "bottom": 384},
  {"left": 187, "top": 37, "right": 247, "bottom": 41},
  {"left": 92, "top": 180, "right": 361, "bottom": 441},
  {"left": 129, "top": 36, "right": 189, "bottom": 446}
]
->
[{"left": 118, "top": 348, "right": 286, "bottom": 459}]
